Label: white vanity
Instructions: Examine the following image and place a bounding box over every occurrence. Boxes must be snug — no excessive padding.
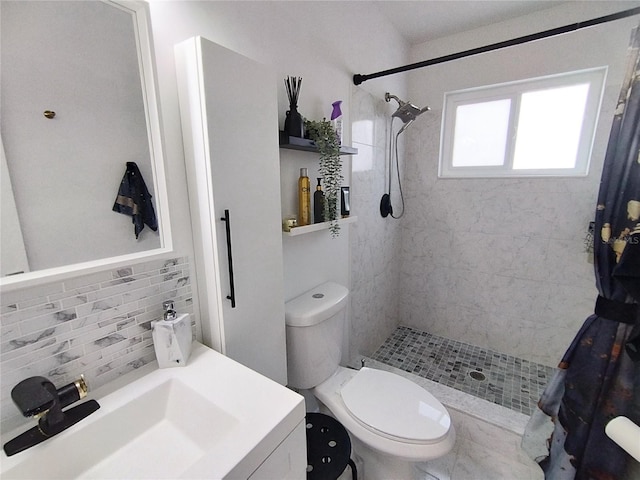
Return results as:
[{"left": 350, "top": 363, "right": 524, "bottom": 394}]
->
[{"left": 0, "top": 343, "right": 306, "bottom": 479}]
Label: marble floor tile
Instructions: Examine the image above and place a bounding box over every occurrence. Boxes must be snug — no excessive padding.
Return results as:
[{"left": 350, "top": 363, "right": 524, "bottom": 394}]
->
[{"left": 449, "top": 437, "right": 543, "bottom": 480}]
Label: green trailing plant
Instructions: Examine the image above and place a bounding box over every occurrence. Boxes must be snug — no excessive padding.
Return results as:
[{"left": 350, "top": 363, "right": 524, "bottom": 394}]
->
[{"left": 304, "top": 118, "right": 343, "bottom": 237}]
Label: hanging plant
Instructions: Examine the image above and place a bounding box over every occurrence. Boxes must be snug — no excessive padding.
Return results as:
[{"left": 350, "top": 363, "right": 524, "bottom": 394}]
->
[{"left": 304, "top": 118, "right": 343, "bottom": 237}]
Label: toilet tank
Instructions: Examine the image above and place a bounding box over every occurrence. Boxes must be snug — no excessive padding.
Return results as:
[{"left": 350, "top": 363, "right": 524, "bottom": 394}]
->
[{"left": 284, "top": 282, "right": 349, "bottom": 389}]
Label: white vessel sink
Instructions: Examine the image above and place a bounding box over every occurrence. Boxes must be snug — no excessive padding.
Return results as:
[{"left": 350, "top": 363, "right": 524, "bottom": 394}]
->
[{"left": 1, "top": 343, "right": 305, "bottom": 479}]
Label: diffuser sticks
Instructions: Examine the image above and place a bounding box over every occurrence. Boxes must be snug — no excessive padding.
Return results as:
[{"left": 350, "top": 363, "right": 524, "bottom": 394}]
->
[{"left": 284, "top": 76, "right": 302, "bottom": 108}]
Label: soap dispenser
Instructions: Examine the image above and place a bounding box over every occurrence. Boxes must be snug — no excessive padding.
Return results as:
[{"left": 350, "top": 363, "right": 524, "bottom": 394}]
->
[{"left": 151, "top": 300, "right": 192, "bottom": 368}]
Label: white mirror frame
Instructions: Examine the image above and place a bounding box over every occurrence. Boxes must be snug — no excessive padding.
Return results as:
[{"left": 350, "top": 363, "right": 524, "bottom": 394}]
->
[{"left": 1, "top": 0, "right": 172, "bottom": 292}]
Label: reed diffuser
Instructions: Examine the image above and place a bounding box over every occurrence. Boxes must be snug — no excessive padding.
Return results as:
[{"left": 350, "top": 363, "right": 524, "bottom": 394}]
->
[{"left": 284, "top": 76, "right": 304, "bottom": 138}]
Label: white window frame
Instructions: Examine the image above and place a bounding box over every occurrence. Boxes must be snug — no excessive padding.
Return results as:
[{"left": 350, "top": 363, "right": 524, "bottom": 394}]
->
[{"left": 439, "top": 67, "right": 607, "bottom": 178}]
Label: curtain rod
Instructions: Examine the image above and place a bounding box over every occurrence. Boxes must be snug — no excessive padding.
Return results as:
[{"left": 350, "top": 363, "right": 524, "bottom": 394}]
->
[{"left": 353, "top": 7, "right": 640, "bottom": 85}]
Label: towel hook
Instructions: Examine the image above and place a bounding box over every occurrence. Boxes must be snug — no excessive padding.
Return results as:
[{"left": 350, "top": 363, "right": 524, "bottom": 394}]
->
[{"left": 43, "top": 110, "right": 56, "bottom": 119}]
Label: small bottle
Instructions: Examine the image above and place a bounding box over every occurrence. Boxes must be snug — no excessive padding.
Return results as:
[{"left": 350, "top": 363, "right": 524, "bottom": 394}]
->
[
  {"left": 298, "top": 168, "right": 311, "bottom": 226},
  {"left": 341, "top": 186, "right": 350, "bottom": 217},
  {"left": 314, "top": 178, "right": 325, "bottom": 224},
  {"left": 331, "top": 100, "right": 343, "bottom": 145}
]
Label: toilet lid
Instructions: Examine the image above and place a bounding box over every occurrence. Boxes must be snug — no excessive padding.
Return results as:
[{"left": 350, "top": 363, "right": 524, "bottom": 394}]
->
[{"left": 341, "top": 368, "right": 451, "bottom": 443}]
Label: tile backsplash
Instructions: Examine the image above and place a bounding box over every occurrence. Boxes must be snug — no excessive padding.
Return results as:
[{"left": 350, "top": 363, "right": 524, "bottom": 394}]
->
[{"left": 0, "top": 256, "right": 197, "bottom": 431}]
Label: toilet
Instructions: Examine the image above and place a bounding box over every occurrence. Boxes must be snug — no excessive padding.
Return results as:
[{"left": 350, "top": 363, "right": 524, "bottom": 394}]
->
[{"left": 285, "top": 282, "right": 455, "bottom": 480}]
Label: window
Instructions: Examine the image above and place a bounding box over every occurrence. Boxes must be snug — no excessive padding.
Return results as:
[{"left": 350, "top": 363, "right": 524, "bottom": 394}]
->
[{"left": 439, "top": 67, "right": 607, "bottom": 178}]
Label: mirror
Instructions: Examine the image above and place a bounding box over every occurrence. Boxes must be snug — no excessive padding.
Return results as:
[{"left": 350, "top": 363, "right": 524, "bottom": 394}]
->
[{"left": 0, "top": 0, "right": 171, "bottom": 289}]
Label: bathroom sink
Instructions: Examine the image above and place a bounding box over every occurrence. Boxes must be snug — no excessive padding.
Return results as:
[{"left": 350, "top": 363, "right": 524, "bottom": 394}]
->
[{"left": 1, "top": 343, "right": 306, "bottom": 479}]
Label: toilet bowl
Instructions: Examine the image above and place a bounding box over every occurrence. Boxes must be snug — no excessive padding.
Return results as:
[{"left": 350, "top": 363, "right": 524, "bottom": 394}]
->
[{"left": 285, "top": 282, "right": 455, "bottom": 479}]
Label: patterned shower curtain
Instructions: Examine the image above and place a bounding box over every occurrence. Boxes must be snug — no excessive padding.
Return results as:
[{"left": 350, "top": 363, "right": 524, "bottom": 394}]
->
[{"left": 522, "top": 23, "right": 640, "bottom": 480}]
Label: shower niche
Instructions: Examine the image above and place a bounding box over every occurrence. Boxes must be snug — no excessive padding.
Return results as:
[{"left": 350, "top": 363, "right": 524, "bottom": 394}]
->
[{"left": 278, "top": 132, "right": 358, "bottom": 236}]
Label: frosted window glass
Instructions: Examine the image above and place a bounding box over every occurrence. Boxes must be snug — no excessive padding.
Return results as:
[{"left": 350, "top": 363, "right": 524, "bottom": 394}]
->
[
  {"left": 513, "top": 84, "right": 589, "bottom": 169},
  {"left": 452, "top": 99, "right": 511, "bottom": 167},
  {"left": 440, "top": 67, "right": 605, "bottom": 178}
]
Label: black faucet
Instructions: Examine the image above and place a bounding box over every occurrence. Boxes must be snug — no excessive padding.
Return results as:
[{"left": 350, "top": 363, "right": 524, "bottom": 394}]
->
[{"left": 3, "top": 375, "right": 100, "bottom": 457}]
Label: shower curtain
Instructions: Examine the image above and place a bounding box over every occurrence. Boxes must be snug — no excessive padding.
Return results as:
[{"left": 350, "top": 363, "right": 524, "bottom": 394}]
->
[{"left": 523, "top": 23, "right": 640, "bottom": 480}]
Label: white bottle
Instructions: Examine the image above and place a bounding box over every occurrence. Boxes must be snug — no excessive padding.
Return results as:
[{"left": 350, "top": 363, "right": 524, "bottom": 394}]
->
[
  {"left": 331, "top": 100, "right": 343, "bottom": 145},
  {"left": 151, "top": 301, "right": 192, "bottom": 368}
]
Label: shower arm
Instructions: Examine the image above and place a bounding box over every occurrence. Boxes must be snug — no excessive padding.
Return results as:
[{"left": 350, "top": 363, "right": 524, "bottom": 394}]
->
[{"left": 385, "top": 92, "right": 405, "bottom": 107}]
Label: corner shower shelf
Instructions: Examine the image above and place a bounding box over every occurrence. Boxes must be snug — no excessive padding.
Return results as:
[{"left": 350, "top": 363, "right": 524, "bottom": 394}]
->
[
  {"left": 283, "top": 216, "right": 357, "bottom": 236},
  {"left": 279, "top": 131, "right": 358, "bottom": 155}
]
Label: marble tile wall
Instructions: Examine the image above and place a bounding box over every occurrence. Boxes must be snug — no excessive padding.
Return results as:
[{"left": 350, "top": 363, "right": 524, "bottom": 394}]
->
[
  {"left": 397, "top": 86, "right": 620, "bottom": 367},
  {"left": 349, "top": 87, "right": 402, "bottom": 357},
  {"left": 0, "top": 256, "right": 196, "bottom": 431}
]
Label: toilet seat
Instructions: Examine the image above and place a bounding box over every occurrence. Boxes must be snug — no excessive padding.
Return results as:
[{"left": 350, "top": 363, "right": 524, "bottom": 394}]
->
[
  {"left": 341, "top": 368, "right": 450, "bottom": 444},
  {"left": 312, "top": 366, "right": 456, "bottom": 461}
]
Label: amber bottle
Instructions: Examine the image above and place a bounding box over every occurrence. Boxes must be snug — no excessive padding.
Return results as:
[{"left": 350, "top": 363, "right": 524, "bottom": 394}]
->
[{"left": 298, "top": 168, "right": 311, "bottom": 226}]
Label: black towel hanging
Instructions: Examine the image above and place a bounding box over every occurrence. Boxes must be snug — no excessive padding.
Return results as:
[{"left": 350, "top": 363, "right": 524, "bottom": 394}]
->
[{"left": 112, "top": 162, "right": 158, "bottom": 239}]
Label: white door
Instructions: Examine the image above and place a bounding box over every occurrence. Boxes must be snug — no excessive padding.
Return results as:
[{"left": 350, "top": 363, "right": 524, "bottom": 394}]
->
[{"left": 175, "top": 37, "right": 287, "bottom": 385}]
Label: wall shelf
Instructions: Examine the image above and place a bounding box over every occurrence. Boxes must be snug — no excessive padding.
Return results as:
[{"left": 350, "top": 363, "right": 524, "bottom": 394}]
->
[
  {"left": 279, "top": 131, "right": 358, "bottom": 155},
  {"left": 283, "top": 216, "right": 357, "bottom": 236}
]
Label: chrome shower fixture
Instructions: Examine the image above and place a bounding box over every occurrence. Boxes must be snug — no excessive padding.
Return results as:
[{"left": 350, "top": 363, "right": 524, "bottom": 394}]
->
[
  {"left": 384, "top": 92, "right": 430, "bottom": 124},
  {"left": 380, "top": 93, "right": 430, "bottom": 220}
]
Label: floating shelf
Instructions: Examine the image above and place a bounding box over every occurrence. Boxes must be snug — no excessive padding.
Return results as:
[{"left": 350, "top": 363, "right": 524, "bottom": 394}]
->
[
  {"left": 279, "top": 131, "right": 358, "bottom": 155},
  {"left": 283, "top": 216, "right": 357, "bottom": 236}
]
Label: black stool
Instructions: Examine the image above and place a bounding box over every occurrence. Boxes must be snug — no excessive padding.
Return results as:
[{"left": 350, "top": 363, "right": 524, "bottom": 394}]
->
[{"left": 305, "top": 412, "right": 357, "bottom": 480}]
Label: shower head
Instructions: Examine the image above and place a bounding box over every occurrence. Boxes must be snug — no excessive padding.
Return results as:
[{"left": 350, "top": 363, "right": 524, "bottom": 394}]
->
[{"left": 385, "top": 92, "right": 430, "bottom": 124}]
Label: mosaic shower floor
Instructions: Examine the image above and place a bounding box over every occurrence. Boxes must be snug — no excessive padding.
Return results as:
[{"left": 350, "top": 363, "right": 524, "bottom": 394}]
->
[{"left": 371, "top": 326, "right": 554, "bottom": 416}]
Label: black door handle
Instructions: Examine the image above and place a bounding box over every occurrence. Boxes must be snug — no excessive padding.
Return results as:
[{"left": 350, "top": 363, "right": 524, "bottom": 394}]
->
[{"left": 220, "top": 209, "right": 236, "bottom": 308}]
